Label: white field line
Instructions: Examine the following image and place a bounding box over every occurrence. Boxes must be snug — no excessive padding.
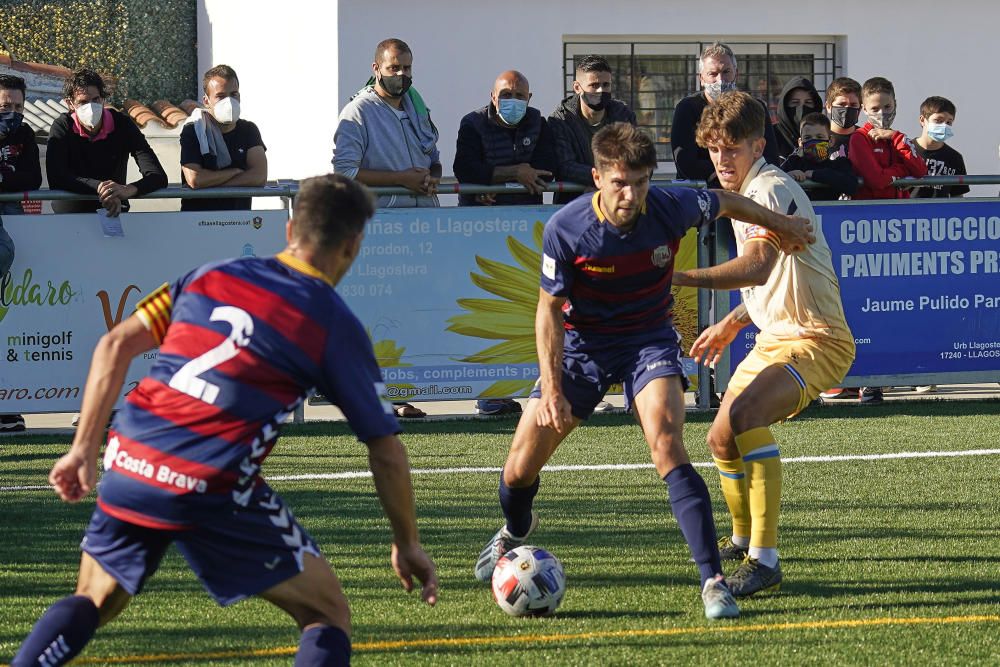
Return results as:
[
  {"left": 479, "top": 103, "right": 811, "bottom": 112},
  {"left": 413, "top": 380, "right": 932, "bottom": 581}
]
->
[{"left": 3, "top": 448, "right": 999, "bottom": 492}]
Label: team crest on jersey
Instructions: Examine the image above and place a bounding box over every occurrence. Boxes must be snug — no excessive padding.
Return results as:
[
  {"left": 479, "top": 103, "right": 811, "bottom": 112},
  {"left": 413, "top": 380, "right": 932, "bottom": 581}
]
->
[{"left": 651, "top": 245, "right": 673, "bottom": 268}]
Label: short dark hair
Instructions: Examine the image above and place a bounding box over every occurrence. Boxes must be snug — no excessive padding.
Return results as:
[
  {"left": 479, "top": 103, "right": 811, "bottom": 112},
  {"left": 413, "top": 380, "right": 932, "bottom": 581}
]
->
[
  {"left": 0, "top": 74, "right": 27, "bottom": 98},
  {"left": 374, "top": 38, "right": 411, "bottom": 64},
  {"left": 862, "top": 77, "right": 895, "bottom": 100},
  {"left": 592, "top": 122, "right": 657, "bottom": 172},
  {"left": 62, "top": 69, "right": 106, "bottom": 101},
  {"left": 575, "top": 55, "right": 612, "bottom": 76},
  {"left": 203, "top": 64, "right": 239, "bottom": 93},
  {"left": 920, "top": 95, "right": 956, "bottom": 118},
  {"left": 696, "top": 91, "right": 766, "bottom": 146},
  {"left": 826, "top": 77, "right": 861, "bottom": 103},
  {"left": 800, "top": 112, "right": 831, "bottom": 132},
  {"left": 292, "top": 174, "right": 375, "bottom": 251}
]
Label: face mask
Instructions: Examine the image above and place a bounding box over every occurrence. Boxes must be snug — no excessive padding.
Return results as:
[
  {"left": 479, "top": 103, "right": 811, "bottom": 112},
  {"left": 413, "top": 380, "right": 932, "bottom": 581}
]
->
[
  {"left": 0, "top": 111, "right": 23, "bottom": 136},
  {"left": 801, "top": 138, "right": 830, "bottom": 162},
  {"left": 867, "top": 109, "right": 895, "bottom": 130},
  {"left": 828, "top": 106, "right": 860, "bottom": 129},
  {"left": 704, "top": 79, "right": 737, "bottom": 99},
  {"left": 926, "top": 122, "right": 954, "bottom": 143},
  {"left": 212, "top": 96, "right": 240, "bottom": 124},
  {"left": 497, "top": 98, "right": 528, "bottom": 126},
  {"left": 785, "top": 104, "right": 814, "bottom": 126},
  {"left": 378, "top": 73, "right": 412, "bottom": 97},
  {"left": 581, "top": 91, "right": 611, "bottom": 111},
  {"left": 74, "top": 102, "right": 104, "bottom": 129}
]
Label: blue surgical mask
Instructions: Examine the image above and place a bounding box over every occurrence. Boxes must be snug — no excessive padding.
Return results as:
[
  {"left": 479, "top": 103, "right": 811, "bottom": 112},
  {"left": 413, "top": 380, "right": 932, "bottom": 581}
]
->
[
  {"left": 704, "top": 78, "right": 737, "bottom": 100},
  {"left": 497, "top": 98, "right": 527, "bottom": 125},
  {"left": 926, "top": 122, "right": 954, "bottom": 143},
  {"left": 0, "top": 111, "right": 22, "bottom": 136}
]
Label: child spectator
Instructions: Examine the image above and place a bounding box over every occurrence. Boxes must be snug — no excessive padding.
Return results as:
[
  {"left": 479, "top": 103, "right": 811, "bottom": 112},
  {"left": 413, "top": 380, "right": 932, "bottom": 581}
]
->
[
  {"left": 911, "top": 96, "right": 969, "bottom": 199},
  {"left": 849, "top": 77, "right": 926, "bottom": 200},
  {"left": 825, "top": 77, "right": 862, "bottom": 156},
  {"left": 780, "top": 112, "right": 858, "bottom": 201}
]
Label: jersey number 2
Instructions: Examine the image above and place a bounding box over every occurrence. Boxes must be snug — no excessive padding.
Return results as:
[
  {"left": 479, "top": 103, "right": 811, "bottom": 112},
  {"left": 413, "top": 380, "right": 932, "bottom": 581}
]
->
[{"left": 169, "top": 306, "right": 254, "bottom": 404}]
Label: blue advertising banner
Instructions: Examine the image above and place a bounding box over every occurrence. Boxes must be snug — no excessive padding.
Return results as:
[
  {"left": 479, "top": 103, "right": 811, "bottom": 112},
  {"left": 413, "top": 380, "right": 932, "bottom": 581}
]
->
[
  {"left": 727, "top": 199, "right": 1000, "bottom": 384},
  {"left": 338, "top": 205, "right": 704, "bottom": 401}
]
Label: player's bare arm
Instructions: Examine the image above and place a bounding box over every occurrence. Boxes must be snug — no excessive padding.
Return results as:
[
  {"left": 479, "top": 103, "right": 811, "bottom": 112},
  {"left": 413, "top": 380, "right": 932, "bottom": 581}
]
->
[
  {"left": 673, "top": 240, "right": 779, "bottom": 290},
  {"left": 535, "top": 288, "right": 573, "bottom": 433},
  {"left": 365, "top": 434, "right": 439, "bottom": 605},
  {"left": 50, "top": 316, "right": 157, "bottom": 503},
  {"left": 713, "top": 189, "right": 815, "bottom": 253},
  {"left": 689, "top": 304, "right": 752, "bottom": 368}
]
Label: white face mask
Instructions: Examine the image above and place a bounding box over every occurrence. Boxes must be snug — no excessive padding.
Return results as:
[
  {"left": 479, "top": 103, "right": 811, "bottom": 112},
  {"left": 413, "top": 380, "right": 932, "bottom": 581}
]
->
[
  {"left": 74, "top": 101, "right": 104, "bottom": 129},
  {"left": 212, "top": 96, "right": 240, "bottom": 124}
]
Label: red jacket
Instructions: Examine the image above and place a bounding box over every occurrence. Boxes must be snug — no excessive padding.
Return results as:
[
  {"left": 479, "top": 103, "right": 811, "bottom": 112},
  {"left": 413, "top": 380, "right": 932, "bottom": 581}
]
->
[{"left": 848, "top": 122, "right": 927, "bottom": 199}]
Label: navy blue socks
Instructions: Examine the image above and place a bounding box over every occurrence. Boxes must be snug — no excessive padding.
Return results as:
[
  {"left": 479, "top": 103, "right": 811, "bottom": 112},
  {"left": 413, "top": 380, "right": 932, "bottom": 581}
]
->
[
  {"left": 499, "top": 470, "right": 539, "bottom": 537},
  {"left": 12, "top": 595, "right": 100, "bottom": 667},
  {"left": 665, "top": 464, "right": 723, "bottom": 586},
  {"left": 294, "top": 625, "right": 351, "bottom": 666}
]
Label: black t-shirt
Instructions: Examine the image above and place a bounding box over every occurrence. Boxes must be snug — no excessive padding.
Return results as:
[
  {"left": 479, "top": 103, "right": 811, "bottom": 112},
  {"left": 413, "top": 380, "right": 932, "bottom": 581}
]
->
[
  {"left": 180, "top": 119, "right": 265, "bottom": 211},
  {"left": 911, "top": 142, "right": 969, "bottom": 198}
]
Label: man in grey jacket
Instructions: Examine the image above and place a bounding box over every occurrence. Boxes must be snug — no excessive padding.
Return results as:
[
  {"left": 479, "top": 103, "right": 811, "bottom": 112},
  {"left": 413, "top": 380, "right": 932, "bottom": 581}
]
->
[{"left": 332, "top": 38, "right": 442, "bottom": 208}]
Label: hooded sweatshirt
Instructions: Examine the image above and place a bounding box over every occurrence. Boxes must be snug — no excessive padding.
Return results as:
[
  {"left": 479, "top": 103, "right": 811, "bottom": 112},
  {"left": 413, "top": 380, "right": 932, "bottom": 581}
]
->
[{"left": 774, "top": 77, "right": 823, "bottom": 161}]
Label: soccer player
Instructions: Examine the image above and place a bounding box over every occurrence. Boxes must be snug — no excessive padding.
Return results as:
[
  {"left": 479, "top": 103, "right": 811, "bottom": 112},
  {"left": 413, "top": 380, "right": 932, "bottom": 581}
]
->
[
  {"left": 473, "top": 122, "right": 815, "bottom": 619},
  {"left": 673, "top": 91, "right": 855, "bottom": 596},
  {"left": 12, "top": 175, "right": 437, "bottom": 667}
]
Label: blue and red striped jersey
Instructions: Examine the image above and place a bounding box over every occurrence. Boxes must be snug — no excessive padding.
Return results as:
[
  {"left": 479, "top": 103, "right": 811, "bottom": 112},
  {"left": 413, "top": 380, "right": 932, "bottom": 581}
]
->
[
  {"left": 541, "top": 188, "right": 718, "bottom": 334},
  {"left": 97, "top": 252, "right": 398, "bottom": 529}
]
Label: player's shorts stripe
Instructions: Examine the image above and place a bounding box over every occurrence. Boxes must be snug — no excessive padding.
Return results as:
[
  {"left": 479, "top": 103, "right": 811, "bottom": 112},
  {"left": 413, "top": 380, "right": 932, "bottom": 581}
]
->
[
  {"left": 783, "top": 363, "right": 807, "bottom": 390},
  {"left": 718, "top": 470, "right": 746, "bottom": 480},
  {"left": 743, "top": 444, "right": 781, "bottom": 462}
]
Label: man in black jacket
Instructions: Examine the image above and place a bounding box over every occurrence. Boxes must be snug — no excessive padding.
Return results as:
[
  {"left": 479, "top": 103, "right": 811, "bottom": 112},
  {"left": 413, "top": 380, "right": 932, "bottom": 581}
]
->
[
  {"left": 548, "top": 55, "right": 636, "bottom": 204},
  {"left": 453, "top": 70, "right": 556, "bottom": 208},
  {"left": 46, "top": 69, "right": 166, "bottom": 215}
]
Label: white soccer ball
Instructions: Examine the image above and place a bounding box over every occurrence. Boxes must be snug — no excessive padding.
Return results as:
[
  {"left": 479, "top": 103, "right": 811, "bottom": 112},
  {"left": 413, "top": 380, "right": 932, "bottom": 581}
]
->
[{"left": 491, "top": 545, "right": 566, "bottom": 617}]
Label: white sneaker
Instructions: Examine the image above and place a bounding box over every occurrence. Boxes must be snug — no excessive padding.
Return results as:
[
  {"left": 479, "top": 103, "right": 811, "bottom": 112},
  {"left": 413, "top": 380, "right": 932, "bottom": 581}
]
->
[
  {"left": 914, "top": 385, "right": 938, "bottom": 393},
  {"left": 474, "top": 511, "right": 538, "bottom": 583},
  {"left": 593, "top": 400, "right": 614, "bottom": 413},
  {"left": 702, "top": 575, "right": 740, "bottom": 619}
]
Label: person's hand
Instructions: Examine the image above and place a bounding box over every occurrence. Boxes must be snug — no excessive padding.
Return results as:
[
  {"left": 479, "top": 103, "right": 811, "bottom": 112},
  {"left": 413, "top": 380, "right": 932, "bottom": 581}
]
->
[
  {"left": 102, "top": 196, "right": 122, "bottom": 217},
  {"left": 787, "top": 170, "right": 807, "bottom": 182},
  {"left": 424, "top": 175, "right": 440, "bottom": 196},
  {"left": 536, "top": 391, "right": 573, "bottom": 434},
  {"left": 773, "top": 214, "right": 815, "bottom": 254},
  {"left": 49, "top": 449, "right": 96, "bottom": 502},
  {"left": 689, "top": 321, "right": 740, "bottom": 368},
  {"left": 98, "top": 181, "right": 137, "bottom": 203},
  {"left": 399, "top": 167, "right": 431, "bottom": 194},
  {"left": 671, "top": 270, "right": 695, "bottom": 287},
  {"left": 515, "top": 164, "right": 552, "bottom": 195},
  {"left": 869, "top": 128, "right": 895, "bottom": 141},
  {"left": 391, "top": 542, "right": 438, "bottom": 606},
  {"left": 476, "top": 193, "right": 497, "bottom": 205}
]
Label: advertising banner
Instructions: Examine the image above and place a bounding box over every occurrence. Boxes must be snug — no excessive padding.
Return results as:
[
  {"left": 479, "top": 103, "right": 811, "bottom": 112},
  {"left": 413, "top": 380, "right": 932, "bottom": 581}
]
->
[
  {"left": 1, "top": 211, "right": 288, "bottom": 413},
  {"left": 727, "top": 199, "right": 1000, "bottom": 384}
]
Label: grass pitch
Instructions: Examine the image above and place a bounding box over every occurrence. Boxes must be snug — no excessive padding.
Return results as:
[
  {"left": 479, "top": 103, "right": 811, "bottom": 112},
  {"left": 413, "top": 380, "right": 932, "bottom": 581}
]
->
[{"left": 2, "top": 400, "right": 999, "bottom": 665}]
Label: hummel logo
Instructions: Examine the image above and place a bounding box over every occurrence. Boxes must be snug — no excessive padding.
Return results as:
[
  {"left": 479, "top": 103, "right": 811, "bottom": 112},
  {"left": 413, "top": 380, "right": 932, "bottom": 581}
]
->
[{"left": 264, "top": 556, "right": 281, "bottom": 570}]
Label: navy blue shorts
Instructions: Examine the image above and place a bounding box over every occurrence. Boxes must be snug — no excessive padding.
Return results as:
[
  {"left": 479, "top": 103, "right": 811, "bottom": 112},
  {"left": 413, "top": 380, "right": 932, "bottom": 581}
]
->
[
  {"left": 529, "top": 327, "right": 688, "bottom": 419},
  {"left": 81, "top": 483, "right": 321, "bottom": 606}
]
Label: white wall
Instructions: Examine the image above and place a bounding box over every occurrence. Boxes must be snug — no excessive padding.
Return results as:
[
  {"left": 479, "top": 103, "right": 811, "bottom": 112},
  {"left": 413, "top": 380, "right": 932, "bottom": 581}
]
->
[{"left": 202, "top": 0, "right": 1000, "bottom": 195}]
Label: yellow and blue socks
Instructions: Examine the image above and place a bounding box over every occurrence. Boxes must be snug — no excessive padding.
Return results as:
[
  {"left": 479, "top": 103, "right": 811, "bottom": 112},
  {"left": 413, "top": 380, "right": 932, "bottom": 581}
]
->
[
  {"left": 499, "top": 470, "right": 539, "bottom": 537},
  {"left": 735, "top": 426, "right": 782, "bottom": 568},
  {"left": 665, "top": 463, "right": 722, "bottom": 585},
  {"left": 713, "top": 455, "right": 751, "bottom": 547},
  {"left": 294, "top": 625, "right": 351, "bottom": 666},
  {"left": 12, "top": 595, "right": 99, "bottom": 667}
]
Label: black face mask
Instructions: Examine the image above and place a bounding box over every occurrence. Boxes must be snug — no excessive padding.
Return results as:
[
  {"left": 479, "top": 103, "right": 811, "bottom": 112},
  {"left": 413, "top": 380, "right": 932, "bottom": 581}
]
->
[
  {"left": 581, "top": 91, "right": 611, "bottom": 111},
  {"left": 829, "top": 106, "right": 861, "bottom": 129},
  {"left": 378, "top": 73, "right": 412, "bottom": 97},
  {"left": 784, "top": 104, "right": 815, "bottom": 126}
]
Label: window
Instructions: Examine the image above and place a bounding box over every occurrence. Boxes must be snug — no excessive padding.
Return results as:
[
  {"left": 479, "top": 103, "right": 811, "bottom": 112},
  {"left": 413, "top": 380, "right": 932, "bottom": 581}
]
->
[{"left": 563, "top": 39, "right": 839, "bottom": 163}]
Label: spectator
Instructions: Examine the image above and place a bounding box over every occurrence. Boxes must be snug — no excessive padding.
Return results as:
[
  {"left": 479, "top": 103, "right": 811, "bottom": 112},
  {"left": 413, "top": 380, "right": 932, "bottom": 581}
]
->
[
  {"left": 825, "top": 77, "right": 862, "bottom": 155},
  {"left": 332, "top": 38, "right": 441, "bottom": 209},
  {"left": 549, "top": 55, "right": 635, "bottom": 204},
  {"left": 0, "top": 73, "right": 40, "bottom": 433},
  {"left": 911, "top": 96, "right": 968, "bottom": 199},
  {"left": 774, "top": 77, "right": 822, "bottom": 161},
  {"left": 46, "top": 69, "right": 166, "bottom": 215},
  {"left": 180, "top": 65, "right": 267, "bottom": 211},
  {"left": 638, "top": 66, "right": 669, "bottom": 141},
  {"left": 454, "top": 70, "right": 555, "bottom": 207},
  {"left": 780, "top": 112, "right": 858, "bottom": 201},
  {"left": 670, "top": 42, "right": 779, "bottom": 183}
]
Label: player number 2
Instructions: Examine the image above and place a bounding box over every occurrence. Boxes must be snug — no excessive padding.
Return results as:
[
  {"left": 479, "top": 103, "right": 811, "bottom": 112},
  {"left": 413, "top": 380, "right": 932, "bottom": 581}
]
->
[{"left": 168, "top": 306, "right": 254, "bottom": 404}]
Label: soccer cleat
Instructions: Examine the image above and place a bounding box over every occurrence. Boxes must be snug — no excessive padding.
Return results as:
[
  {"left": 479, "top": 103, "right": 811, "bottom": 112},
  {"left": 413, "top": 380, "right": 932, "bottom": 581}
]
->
[
  {"left": 0, "top": 414, "right": 26, "bottom": 432},
  {"left": 819, "top": 387, "right": 855, "bottom": 400},
  {"left": 718, "top": 536, "right": 749, "bottom": 562},
  {"left": 859, "top": 387, "right": 884, "bottom": 405},
  {"left": 701, "top": 575, "right": 740, "bottom": 619},
  {"left": 474, "top": 511, "right": 538, "bottom": 583},
  {"left": 725, "top": 557, "right": 783, "bottom": 597}
]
